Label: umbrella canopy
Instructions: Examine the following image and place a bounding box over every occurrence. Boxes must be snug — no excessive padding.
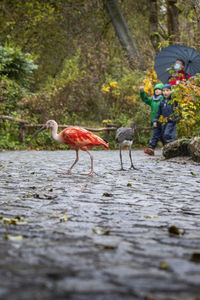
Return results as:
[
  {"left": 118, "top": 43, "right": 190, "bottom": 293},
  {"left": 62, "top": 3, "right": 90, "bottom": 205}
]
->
[{"left": 154, "top": 45, "right": 200, "bottom": 83}]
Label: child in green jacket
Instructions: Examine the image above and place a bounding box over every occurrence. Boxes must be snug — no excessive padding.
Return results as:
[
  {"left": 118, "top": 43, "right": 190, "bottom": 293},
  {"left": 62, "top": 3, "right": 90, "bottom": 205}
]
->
[{"left": 139, "top": 83, "right": 164, "bottom": 126}]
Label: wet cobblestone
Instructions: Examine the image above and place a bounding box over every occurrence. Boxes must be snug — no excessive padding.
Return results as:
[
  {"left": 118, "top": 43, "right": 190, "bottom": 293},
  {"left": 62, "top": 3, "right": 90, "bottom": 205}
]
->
[{"left": 0, "top": 150, "right": 200, "bottom": 300}]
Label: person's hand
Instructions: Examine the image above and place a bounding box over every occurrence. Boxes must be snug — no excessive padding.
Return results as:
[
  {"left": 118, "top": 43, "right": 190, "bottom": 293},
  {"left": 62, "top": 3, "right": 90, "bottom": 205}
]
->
[
  {"left": 153, "top": 122, "right": 157, "bottom": 127},
  {"left": 139, "top": 86, "right": 144, "bottom": 91}
]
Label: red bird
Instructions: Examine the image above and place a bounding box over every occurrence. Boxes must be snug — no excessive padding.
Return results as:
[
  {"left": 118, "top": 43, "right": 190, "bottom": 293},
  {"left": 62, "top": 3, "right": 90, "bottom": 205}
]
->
[{"left": 30, "top": 120, "right": 110, "bottom": 175}]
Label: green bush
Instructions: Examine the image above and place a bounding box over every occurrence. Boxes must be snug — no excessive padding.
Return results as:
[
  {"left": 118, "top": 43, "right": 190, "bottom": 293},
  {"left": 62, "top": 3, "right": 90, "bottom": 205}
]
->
[
  {"left": 0, "top": 77, "right": 26, "bottom": 115},
  {"left": 0, "top": 45, "right": 37, "bottom": 87}
]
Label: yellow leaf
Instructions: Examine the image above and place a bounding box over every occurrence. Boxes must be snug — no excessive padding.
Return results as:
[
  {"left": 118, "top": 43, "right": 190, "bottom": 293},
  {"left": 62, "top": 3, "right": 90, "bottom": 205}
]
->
[
  {"left": 101, "top": 85, "right": 110, "bottom": 93},
  {"left": 59, "top": 214, "right": 68, "bottom": 222},
  {"left": 159, "top": 262, "right": 170, "bottom": 269},
  {"left": 109, "top": 81, "right": 118, "bottom": 88},
  {"left": 93, "top": 228, "right": 103, "bottom": 235},
  {"left": 93, "top": 228, "right": 110, "bottom": 235},
  {"left": 4, "top": 235, "right": 23, "bottom": 241}
]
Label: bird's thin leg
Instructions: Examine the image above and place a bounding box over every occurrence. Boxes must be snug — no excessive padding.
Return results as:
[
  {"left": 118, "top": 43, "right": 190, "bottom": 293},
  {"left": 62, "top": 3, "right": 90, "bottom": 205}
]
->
[
  {"left": 119, "top": 146, "right": 125, "bottom": 171},
  {"left": 57, "top": 149, "right": 79, "bottom": 174},
  {"left": 81, "top": 150, "right": 97, "bottom": 176},
  {"left": 129, "top": 147, "right": 137, "bottom": 170}
]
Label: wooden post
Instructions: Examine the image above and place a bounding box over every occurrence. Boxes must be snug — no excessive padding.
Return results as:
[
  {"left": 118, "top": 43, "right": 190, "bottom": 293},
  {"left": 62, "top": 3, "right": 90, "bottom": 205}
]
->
[
  {"left": 19, "top": 123, "right": 26, "bottom": 142},
  {"left": 105, "top": 123, "right": 110, "bottom": 143}
]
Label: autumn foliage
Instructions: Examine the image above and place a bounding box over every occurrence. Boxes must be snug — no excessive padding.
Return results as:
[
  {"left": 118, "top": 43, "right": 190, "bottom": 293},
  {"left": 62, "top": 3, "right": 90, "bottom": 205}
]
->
[
  {"left": 142, "top": 69, "right": 200, "bottom": 138},
  {"left": 172, "top": 75, "right": 200, "bottom": 137}
]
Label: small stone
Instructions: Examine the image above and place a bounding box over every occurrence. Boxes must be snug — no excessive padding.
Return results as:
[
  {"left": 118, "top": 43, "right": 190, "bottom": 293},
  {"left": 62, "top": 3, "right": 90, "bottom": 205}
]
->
[
  {"left": 103, "top": 192, "right": 112, "bottom": 197},
  {"left": 190, "top": 253, "right": 200, "bottom": 263},
  {"left": 168, "top": 225, "right": 180, "bottom": 235}
]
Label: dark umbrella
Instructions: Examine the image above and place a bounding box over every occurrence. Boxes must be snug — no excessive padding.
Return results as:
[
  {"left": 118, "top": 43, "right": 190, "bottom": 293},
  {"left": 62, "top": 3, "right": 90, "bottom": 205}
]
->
[{"left": 154, "top": 45, "right": 200, "bottom": 83}]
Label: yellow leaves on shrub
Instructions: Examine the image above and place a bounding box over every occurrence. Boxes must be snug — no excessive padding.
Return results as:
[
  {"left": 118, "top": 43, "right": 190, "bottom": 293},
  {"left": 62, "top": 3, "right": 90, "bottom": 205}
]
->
[
  {"left": 172, "top": 75, "right": 200, "bottom": 137},
  {"left": 102, "top": 119, "right": 112, "bottom": 124},
  {"left": 109, "top": 81, "right": 118, "bottom": 89},
  {"left": 132, "top": 85, "right": 137, "bottom": 91},
  {"left": 143, "top": 79, "right": 153, "bottom": 94},
  {"left": 143, "top": 69, "right": 158, "bottom": 94},
  {"left": 101, "top": 81, "right": 119, "bottom": 94},
  {"left": 158, "top": 115, "right": 168, "bottom": 125},
  {"left": 189, "top": 120, "right": 196, "bottom": 126},
  {"left": 101, "top": 84, "right": 110, "bottom": 93}
]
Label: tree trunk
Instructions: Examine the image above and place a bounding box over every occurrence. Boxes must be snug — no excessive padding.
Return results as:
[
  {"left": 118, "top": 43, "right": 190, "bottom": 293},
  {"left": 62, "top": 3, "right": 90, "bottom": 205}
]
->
[
  {"left": 167, "top": 0, "right": 180, "bottom": 44},
  {"left": 104, "top": 0, "right": 143, "bottom": 69},
  {"left": 149, "top": 0, "right": 160, "bottom": 53},
  {"left": 194, "top": 0, "right": 200, "bottom": 34}
]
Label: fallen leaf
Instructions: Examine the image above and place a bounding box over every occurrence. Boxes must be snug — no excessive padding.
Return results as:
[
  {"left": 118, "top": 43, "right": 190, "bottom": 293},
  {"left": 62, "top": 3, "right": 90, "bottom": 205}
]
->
[
  {"left": 145, "top": 215, "right": 158, "bottom": 219},
  {"left": 59, "top": 214, "right": 68, "bottom": 222},
  {"left": 93, "top": 228, "right": 110, "bottom": 235},
  {"left": 4, "top": 235, "right": 23, "bottom": 241},
  {"left": 93, "top": 228, "right": 103, "bottom": 235},
  {"left": 159, "top": 262, "right": 170, "bottom": 269},
  {"left": 191, "top": 172, "right": 197, "bottom": 176},
  {"left": 23, "top": 193, "right": 32, "bottom": 198},
  {"left": 103, "top": 245, "right": 116, "bottom": 250},
  {"left": 2, "top": 217, "right": 28, "bottom": 226}
]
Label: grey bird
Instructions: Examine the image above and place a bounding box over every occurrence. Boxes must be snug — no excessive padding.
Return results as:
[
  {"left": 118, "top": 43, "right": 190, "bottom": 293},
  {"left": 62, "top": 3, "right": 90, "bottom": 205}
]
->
[{"left": 115, "top": 122, "right": 137, "bottom": 171}]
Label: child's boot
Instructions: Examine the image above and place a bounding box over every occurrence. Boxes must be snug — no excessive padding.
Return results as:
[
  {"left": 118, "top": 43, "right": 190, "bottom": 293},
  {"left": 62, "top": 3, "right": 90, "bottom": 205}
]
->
[{"left": 144, "top": 147, "right": 155, "bottom": 156}]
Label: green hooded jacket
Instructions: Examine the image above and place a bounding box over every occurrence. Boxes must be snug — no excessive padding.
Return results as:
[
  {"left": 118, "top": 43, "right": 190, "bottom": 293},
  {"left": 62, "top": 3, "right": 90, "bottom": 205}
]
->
[{"left": 140, "top": 83, "right": 164, "bottom": 123}]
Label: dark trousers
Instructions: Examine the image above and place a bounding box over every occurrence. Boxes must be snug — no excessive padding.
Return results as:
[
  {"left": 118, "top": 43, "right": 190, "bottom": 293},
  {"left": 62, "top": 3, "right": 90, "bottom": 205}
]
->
[{"left": 149, "top": 122, "right": 176, "bottom": 149}]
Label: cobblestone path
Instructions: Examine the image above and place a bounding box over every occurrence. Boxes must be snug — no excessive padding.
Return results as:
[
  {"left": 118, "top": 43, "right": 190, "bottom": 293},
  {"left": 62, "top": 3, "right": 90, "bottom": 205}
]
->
[{"left": 0, "top": 150, "right": 200, "bottom": 300}]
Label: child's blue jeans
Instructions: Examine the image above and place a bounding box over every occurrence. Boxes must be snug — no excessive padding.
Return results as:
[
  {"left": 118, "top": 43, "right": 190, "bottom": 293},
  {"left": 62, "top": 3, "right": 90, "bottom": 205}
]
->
[{"left": 149, "top": 122, "right": 176, "bottom": 148}]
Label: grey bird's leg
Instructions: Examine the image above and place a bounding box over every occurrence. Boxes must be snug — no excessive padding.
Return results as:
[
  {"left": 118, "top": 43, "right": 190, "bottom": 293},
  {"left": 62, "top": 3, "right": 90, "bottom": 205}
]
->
[
  {"left": 129, "top": 146, "right": 137, "bottom": 170},
  {"left": 119, "top": 146, "right": 125, "bottom": 171}
]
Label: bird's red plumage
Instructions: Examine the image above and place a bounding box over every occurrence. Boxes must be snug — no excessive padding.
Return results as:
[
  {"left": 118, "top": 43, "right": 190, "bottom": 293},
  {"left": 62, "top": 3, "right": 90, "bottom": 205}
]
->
[{"left": 60, "top": 127, "right": 110, "bottom": 151}]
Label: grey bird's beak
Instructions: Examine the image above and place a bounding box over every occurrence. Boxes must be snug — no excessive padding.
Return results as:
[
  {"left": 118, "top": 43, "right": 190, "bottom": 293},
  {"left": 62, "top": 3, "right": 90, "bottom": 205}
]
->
[{"left": 29, "top": 126, "right": 46, "bottom": 145}]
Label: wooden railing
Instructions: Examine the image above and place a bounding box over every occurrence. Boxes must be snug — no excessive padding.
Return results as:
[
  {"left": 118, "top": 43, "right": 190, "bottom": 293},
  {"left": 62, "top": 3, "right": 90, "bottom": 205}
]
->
[{"left": 0, "top": 115, "right": 152, "bottom": 143}]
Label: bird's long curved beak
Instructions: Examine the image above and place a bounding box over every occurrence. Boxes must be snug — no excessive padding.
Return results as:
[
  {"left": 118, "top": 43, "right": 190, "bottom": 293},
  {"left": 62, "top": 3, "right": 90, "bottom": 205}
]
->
[{"left": 29, "top": 126, "right": 46, "bottom": 144}]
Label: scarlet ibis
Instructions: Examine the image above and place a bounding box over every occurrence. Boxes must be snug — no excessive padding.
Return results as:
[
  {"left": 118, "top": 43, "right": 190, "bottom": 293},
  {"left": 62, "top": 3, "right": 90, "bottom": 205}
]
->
[
  {"left": 29, "top": 120, "right": 110, "bottom": 175},
  {"left": 115, "top": 122, "right": 137, "bottom": 170}
]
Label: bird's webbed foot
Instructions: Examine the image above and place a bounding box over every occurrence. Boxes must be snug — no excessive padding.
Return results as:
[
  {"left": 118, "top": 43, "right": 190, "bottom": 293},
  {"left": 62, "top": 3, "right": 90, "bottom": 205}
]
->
[
  {"left": 80, "top": 170, "right": 97, "bottom": 176},
  {"left": 129, "top": 165, "right": 138, "bottom": 170},
  {"left": 119, "top": 167, "right": 126, "bottom": 171},
  {"left": 56, "top": 170, "right": 72, "bottom": 175}
]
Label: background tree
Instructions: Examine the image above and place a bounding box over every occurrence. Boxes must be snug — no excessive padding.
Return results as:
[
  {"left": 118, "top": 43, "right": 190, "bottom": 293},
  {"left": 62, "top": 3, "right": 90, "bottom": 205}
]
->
[
  {"left": 149, "top": 0, "right": 160, "bottom": 53},
  {"left": 104, "top": 0, "right": 143, "bottom": 69},
  {"left": 167, "top": 0, "right": 180, "bottom": 43}
]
